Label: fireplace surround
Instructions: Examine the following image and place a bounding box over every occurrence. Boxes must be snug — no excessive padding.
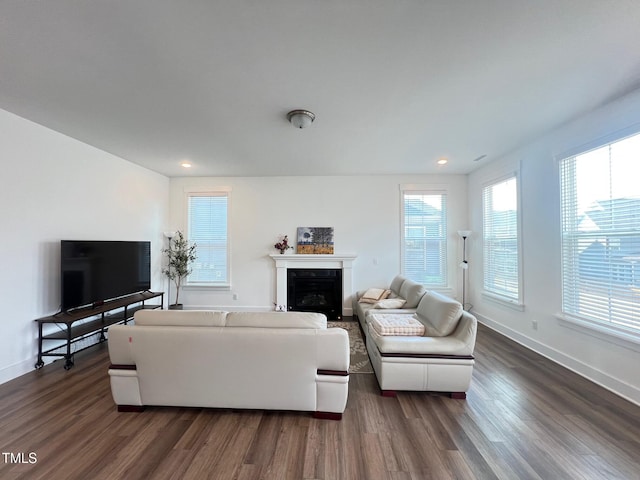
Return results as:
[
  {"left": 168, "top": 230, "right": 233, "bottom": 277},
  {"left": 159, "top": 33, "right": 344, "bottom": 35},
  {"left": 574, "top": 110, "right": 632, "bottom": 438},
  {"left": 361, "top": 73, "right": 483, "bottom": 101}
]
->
[{"left": 270, "top": 254, "right": 357, "bottom": 317}]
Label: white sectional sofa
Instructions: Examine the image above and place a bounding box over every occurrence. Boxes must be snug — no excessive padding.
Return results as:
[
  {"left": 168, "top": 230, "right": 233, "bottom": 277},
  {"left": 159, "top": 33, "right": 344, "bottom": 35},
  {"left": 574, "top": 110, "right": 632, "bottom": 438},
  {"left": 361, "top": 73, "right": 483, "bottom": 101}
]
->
[
  {"left": 355, "top": 279, "right": 478, "bottom": 398},
  {"left": 107, "top": 309, "right": 350, "bottom": 419},
  {"left": 352, "top": 275, "right": 427, "bottom": 328}
]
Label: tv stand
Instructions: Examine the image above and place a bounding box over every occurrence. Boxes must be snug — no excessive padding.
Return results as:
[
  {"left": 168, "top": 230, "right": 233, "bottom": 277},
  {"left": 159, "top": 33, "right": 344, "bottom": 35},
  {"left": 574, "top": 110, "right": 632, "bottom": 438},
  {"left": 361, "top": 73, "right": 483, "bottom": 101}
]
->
[{"left": 34, "top": 291, "right": 163, "bottom": 370}]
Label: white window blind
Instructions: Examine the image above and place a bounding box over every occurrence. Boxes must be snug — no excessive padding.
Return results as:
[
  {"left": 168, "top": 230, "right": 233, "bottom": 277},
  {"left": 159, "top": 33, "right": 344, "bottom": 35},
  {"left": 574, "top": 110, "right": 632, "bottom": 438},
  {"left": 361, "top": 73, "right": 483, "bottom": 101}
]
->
[
  {"left": 482, "top": 175, "right": 521, "bottom": 303},
  {"left": 187, "top": 192, "right": 229, "bottom": 286},
  {"left": 402, "top": 191, "right": 447, "bottom": 287},
  {"left": 560, "top": 132, "right": 640, "bottom": 334}
]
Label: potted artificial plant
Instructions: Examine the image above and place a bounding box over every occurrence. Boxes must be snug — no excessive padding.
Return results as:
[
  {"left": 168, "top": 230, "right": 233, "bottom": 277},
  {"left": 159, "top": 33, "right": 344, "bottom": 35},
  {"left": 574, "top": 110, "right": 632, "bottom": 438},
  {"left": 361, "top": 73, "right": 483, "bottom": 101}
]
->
[{"left": 162, "top": 231, "right": 197, "bottom": 309}]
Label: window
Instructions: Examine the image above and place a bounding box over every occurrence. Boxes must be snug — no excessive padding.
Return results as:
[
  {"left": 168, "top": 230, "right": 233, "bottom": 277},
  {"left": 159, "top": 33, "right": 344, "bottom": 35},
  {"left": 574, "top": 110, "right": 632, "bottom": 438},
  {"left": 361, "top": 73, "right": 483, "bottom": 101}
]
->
[
  {"left": 186, "top": 191, "right": 229, "bottom": 286},
  {"left": 482, "top": 175, "right": 521, "bottom": 305},
  {"left": 560, "top": 132, "right": 640, "bottom": 336},
  {"left": 401, "top": 189, "right": 447, "bottom": 287}
]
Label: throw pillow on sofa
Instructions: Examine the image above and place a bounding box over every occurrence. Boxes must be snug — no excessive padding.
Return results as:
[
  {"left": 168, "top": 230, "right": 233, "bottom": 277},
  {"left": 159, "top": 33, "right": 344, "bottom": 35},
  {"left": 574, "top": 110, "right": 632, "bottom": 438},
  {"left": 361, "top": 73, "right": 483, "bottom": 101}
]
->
[
  {"left": 373, "top": 298, "right": 406, "bottom": 309},
  {"left": 359, "top": 288, "right": 391, "bottom": 304}
]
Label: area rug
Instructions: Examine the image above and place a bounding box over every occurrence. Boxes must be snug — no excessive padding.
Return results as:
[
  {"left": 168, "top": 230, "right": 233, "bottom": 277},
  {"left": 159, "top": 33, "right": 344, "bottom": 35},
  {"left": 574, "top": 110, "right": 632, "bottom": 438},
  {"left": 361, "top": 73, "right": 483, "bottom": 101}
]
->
[{"left": 328, "top": 321, "right": 374, "bottom": 374}]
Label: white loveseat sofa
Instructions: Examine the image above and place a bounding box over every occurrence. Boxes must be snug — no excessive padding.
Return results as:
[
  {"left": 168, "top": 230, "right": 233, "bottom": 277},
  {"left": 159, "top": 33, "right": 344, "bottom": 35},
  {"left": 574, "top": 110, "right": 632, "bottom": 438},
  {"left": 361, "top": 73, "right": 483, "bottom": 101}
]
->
[
  {"left": 361, "top": 289, "right": 477, "bottom": 398},
  {"left": 108, "top": 309, "right": 350, "bottom": 419}
]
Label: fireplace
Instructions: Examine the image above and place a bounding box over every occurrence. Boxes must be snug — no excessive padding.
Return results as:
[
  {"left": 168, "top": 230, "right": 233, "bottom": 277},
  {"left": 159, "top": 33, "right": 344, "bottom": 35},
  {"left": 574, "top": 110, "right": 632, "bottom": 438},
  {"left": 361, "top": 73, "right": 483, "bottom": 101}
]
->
[
  {"left": 270, "top": 253, "right": 357, "bottom": 318},
  {"left": 287, "top": 269, "right": 342, "bottom": 319}
]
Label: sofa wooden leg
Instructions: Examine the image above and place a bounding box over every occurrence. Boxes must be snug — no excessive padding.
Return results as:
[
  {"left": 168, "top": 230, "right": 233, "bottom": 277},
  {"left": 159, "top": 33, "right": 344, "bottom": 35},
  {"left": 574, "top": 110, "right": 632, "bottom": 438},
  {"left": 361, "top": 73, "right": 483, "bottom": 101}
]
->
[
  {"left": 381, "top": 390, "right": 397, "bottom": 397},
  {"left": 313, "top": 411, "right": 342, "bottom": 420},
  {"left": 450, "top": 392, "right": 467, "bottom": 400},
  {"left": 117, "top": 405, "right": 145, "bottom": 412}
]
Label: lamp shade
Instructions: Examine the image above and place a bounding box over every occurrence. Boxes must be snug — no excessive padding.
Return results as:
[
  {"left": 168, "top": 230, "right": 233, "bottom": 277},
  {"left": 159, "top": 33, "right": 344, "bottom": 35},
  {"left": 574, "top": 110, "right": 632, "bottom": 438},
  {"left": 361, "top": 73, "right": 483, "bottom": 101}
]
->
[
  {"left": 457, "top": 230, "right": 472, "bottom": 238},
  {"left": 287, "top": 109, "right": 315, "bottom": 129}
]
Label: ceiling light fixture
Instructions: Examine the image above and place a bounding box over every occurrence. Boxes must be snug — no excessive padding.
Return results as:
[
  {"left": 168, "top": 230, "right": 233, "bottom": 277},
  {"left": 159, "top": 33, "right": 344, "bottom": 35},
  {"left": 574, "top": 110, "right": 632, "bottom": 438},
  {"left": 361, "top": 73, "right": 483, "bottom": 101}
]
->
[
  {"left": 287, "top": 109, "right": 315, "bottom": 129},
  {"left": 180, "top": 162, "right": 192, "bottom": 168},
  {"left": 437, "top": 158, "right": 448, "bottom": 165}
]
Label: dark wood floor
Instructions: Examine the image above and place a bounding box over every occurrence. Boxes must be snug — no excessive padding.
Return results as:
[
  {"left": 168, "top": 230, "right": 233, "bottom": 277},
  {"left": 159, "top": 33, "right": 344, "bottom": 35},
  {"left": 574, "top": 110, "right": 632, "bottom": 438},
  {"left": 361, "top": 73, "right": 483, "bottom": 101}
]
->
[{"left": 1, "top": 323, "right": 639, "bottom": 480}]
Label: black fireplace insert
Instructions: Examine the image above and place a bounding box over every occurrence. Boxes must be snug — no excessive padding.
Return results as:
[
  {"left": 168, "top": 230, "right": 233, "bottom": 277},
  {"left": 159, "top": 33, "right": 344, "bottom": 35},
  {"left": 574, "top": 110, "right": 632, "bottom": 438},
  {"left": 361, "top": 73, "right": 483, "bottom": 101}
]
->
[{"left": 287, "top": 268, "right": 342, "bottom": 320}]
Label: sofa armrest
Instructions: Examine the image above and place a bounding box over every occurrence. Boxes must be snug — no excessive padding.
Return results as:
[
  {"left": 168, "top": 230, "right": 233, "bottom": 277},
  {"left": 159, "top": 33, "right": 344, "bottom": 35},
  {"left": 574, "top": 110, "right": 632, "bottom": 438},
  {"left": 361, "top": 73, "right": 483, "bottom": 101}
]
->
[
  {"left": 317, "top": 328, "right": 350, "bottom": 372},
  {"left": 449, "top": 312, "right": 477, "bottom": 355},
  {"left": 316, "top": 328, "right": 349, "bottom": 415},
  {"left": 108, "top": 368, "right": 142, "bottom": 408},
  {"left": 108, "top": 325, "right": 135, "bottom": 365},
  {"left": 354, "top": 289, "right": 367, "bottom": 301},
  {"left": 316, "top": 373, "right": 348, "bottom": 414}
]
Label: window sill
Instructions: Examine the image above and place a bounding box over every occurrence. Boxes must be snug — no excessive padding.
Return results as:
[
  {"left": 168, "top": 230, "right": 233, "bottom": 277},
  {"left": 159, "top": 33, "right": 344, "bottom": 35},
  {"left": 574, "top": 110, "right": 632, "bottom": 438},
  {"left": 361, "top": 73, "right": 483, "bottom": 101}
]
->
[
  {"left": 481, "top": 291, "right": 524, "bottom": 311},
  {"left": 556, "top": 313, "right": 640, "bottom": 351}
]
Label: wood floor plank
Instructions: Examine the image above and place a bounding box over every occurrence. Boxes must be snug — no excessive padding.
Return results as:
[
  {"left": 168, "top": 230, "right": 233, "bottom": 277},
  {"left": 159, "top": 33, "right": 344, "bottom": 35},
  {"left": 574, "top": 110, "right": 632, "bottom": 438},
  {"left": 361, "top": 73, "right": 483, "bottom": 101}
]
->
[{"left": 0, "top": 323, "right": 639, "bottom": 479}]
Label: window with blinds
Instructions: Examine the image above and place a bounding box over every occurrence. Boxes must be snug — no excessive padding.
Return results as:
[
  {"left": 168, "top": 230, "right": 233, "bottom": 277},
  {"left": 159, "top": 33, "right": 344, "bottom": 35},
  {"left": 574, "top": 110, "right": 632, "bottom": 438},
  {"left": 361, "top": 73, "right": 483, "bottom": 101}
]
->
[
  {"left": 187, "top": 192, "right": 229, "bottom": 286},
  {"left": 560, "top": 132, "right": 640, "bottom": 335},
  {"left": 401, "top": 190, "right": 447, "bottom": 287},
  {"left": 482, "top": 175, "right": 521, "bottom": 304}
]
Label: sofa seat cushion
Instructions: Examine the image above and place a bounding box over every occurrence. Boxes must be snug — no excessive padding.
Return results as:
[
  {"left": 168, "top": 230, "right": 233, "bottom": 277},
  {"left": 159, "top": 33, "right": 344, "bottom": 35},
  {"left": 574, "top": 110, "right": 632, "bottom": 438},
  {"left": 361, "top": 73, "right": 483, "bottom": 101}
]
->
[
  {"left": 414, "top": 291, "right": 462, "bottom": 337},
  {"left": 226, "top": 311, "right": 326, "bottom": 329},
  {"left": 134, "top": 309, "right": 228, "bottom": 327},
  {"left": 369, "top": 314, "right": 425, "bottom": 336},
  {"left": 368, "top": 324, "right": 472, "bottom": 356}
]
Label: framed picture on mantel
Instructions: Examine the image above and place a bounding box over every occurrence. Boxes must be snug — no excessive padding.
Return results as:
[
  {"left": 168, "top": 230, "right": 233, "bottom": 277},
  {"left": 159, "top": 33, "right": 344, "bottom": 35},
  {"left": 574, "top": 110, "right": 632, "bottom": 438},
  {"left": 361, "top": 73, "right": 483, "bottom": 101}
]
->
[{"left": 296, "top": 227, "right": 334, "bottom": 254}]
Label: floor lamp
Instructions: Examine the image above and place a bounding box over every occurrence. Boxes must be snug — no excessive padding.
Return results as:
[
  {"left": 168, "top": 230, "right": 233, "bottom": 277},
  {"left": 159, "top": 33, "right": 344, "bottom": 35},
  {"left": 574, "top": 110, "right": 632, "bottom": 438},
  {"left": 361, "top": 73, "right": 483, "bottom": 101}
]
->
[
  {"left": 163, "top": 231, "right": 176, "bottom": 309},
  {"left": 458, "top": 230, "right": 472, "bottom": 311}
]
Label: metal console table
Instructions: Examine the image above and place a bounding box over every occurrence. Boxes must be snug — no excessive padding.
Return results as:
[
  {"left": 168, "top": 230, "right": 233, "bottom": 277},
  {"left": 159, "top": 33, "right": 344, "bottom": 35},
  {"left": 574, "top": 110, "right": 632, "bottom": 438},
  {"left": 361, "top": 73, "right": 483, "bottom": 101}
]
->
[{"left": 35, "top": 291, "right": 163, "bottom": 370}]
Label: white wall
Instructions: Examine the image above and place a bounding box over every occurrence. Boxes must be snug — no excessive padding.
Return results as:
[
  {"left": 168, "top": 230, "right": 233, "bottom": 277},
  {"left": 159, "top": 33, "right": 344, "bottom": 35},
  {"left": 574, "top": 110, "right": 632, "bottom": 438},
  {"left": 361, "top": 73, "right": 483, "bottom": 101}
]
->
[
  {"left": 0, "top": 109, "right": 169, "bottom": 384},
  {"left": 467, "top": 89, "right": 640, "bottom": 406},
  {"left": 169, "top": 175, "right": 468, "bottom": 310}
]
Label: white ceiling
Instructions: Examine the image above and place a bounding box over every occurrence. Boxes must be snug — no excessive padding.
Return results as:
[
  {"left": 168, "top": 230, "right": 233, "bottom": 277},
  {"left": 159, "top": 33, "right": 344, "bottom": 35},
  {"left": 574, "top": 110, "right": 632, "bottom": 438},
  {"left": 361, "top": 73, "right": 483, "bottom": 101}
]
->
[{"left": 2, "top": 1, "right": 640, "bottom": 177}]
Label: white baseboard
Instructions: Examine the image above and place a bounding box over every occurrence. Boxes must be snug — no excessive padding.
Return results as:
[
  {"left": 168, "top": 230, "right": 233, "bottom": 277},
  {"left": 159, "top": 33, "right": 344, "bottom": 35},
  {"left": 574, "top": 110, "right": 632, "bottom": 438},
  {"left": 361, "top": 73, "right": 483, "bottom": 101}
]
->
[
  {"left": 475, "top": 312, "right": 640, "bottom": 407},
  {"left": 0, "top": 357, "right": 45, "bottom": 386}
]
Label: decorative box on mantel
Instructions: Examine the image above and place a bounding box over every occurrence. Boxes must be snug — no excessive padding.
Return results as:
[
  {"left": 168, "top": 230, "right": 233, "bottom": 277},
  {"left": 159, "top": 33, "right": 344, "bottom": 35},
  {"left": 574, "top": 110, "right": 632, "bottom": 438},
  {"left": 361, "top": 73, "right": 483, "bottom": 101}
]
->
[{"left": 269, "top": 254, "right": 357, "bottom": 317}]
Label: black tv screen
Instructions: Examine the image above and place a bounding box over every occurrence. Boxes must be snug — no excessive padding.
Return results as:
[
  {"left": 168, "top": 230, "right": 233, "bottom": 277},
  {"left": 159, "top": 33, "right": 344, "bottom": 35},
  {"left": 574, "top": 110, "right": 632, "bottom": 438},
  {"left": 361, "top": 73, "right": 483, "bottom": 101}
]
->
[{"left": 61, "top": 240, "right": 151, "bottom": 311}]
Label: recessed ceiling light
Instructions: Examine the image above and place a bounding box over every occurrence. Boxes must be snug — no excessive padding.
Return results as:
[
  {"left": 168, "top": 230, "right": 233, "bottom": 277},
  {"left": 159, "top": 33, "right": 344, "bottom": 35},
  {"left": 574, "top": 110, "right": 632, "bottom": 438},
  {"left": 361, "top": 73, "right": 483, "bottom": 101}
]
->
[
  {"left": 437, "top": 158, "right": 448, "bottom": 165},
  {"left": 180, "top": 162, "right": 192, "bottom": 168}
]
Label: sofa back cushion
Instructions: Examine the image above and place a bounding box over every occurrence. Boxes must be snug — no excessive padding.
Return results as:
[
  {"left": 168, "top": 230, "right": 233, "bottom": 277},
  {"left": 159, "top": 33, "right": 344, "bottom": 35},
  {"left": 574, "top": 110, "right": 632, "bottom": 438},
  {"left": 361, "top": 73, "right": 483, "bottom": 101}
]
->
[
  {"left": 389, "top": 275, "right": 407, "bottom": 295},
  {"left": 415, "top": 291, "right": 463, "bottom": 337},
  {"left": 134, "top": 310, "right": 327, "bottom": 329},
  {"left": 398, "top": 279, "right": 427, "bottom": 309},
  {"left": 226, "top": 311, "right": 327, "bottom": 329},
  {"left": 134, "top": 309, "right": 228, "bottom": 327}
]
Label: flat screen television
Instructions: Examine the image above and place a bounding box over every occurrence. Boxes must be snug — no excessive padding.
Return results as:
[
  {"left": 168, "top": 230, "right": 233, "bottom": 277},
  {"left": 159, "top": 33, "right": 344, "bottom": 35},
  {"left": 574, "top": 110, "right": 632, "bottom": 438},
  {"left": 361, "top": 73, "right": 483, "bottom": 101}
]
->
[{"left": 61, "top": 240, "right": 151, "bottom": 311}]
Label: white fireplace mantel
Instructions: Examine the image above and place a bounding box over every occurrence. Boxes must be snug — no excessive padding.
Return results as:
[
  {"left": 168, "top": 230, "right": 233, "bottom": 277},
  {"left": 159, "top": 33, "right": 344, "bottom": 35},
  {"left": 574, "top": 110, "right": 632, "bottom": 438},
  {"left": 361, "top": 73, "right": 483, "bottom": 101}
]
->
[{"left": 269, "top": 254, "right": 357, "bottom": 316}]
